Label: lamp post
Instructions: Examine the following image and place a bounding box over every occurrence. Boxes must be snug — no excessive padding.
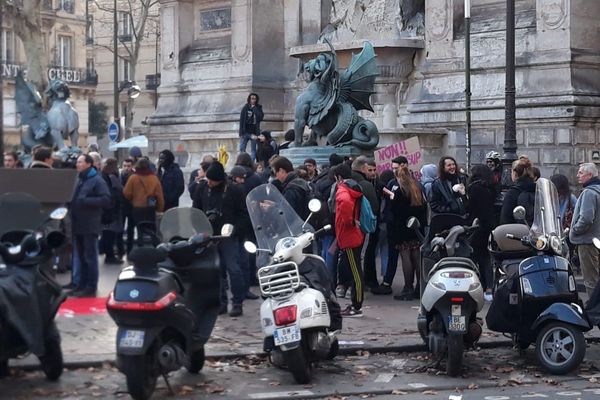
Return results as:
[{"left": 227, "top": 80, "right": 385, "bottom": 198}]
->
[
  {"left": 113, "top": 0, "right": 119, "bottom": 133},
  {"left": 502, "top": 0, "right": 517, "bottom": 187},
  {"left": 0, "top": 2, "right": 4, "bottom": 160},
  {"left": 465, "top": 0, "right": 472, "bottom": 174}
]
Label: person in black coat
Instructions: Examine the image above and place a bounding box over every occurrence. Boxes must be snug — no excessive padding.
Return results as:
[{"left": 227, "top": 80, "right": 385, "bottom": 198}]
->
[
  {"left": 239, "top": 93, "right": 264, "bottom": 161},
  {"left": 193, "top": 161, "right": 248, "bottom": 317},
  {"left": 271, "top": 156, "right": 311, "bottom": 220},
  {"left": 157, "top": 149, "right": 185, "bottom": 211},
  {"left": 467, "top": 165, "right": 497, "bottom": 300},
  {"left": 256, "top": 130, "right": 278, "bottom": 165},
  {"left": 235, "top": 152, "right": 262, "bottom": 194},
  {"left": 500, "top": 158, "right": 536, "bottom": 225},
  {"left": 430, "top": 156, "right": 468, "bottom": 216}
]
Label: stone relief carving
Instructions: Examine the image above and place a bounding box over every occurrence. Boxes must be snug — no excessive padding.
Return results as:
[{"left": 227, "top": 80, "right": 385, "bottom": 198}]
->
[
  {"left": 231, "top": 0, "right": 251, "bottom": 62},
  {"left": 539, "top": 0, "right": 567, "bottom": 30},
  {"left": 427, "top": 0, "right": 451, "bottom": 40},
  {"left": 162, "top": 6, "right": 176, "bottom": 70},
  {"left": 200, "top": 8, "right": 231, "bottom": 31},
  {"left": 324, "top": 0, "right": 424, "bottom": 41}
]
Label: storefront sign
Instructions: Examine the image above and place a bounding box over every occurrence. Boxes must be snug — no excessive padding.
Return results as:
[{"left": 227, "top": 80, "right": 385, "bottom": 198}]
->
[{"left": 1, "top": 63, "right": 84, "bottom": 84}]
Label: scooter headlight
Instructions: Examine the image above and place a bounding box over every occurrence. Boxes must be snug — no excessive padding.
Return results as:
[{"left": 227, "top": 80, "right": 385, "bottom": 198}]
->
[
  {"left": 522, "top": 277, "right": 533, "bottom": 294},
  {"left": 550, "top": 236, "right": 563, "bottom": 256},
  {"left": 535, "top": 237, "right": 548, "bottom": 251}
]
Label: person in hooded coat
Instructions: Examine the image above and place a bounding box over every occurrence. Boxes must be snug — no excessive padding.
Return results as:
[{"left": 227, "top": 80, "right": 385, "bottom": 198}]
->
[
  {"left": 420, "top": 164, "right": 437, "bottom": 201},
  {"left": 157, "top": 149, "right": 185, "bottom": 211}
]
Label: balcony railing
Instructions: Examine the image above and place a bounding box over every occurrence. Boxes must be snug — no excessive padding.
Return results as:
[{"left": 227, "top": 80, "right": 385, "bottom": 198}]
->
[
  {"left": 145, "top": 74, "right": 160, "bottom": 90},
  {"left": 118, "top": 34, "right": 132, "bottom": 42}
]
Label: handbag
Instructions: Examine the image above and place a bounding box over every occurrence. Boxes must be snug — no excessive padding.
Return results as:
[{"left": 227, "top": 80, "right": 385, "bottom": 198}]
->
[{"left": 139, "top": 178, "right": 158, "bottom": 209}]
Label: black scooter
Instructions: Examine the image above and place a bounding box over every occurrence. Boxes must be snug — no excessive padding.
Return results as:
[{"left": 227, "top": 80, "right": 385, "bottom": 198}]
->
[
  {"left": 487, "top": 178, "right": 589, "bottom": 375},
  {"left": 0, "top": 193, "right": 68, "bottom": 380},
  {"left": 106, "top": 207, "right": 231, "bottom": 400}
]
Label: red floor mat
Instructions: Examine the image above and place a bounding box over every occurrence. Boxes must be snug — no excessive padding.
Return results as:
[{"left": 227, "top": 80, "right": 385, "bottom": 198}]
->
[{"left": 58, "top": 297, "right": 107, "bottom": 317}]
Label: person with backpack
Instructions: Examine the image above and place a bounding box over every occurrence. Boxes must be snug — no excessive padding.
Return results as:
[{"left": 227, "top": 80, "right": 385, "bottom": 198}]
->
[
  {"left": 500, "top": 157, "right": 536, "bottom": 225},
  {"left": 351, "top": 156, "right": 379, "bottom": 290},
  {"left": 270, "top": 156, "right": 311, "bottom": 220},
  {"left": 372, "top": 165, "right": 427, "bottom": 300},
  {"left": 334, "top": 163, "right": 367, "bottom": 317},
  {"left": 100, "top": 158, "right": 124, "bottom": 264}
]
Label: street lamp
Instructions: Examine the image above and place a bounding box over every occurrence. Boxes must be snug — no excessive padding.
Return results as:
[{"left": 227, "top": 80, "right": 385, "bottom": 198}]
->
[
  {"left": 119, "top": 80, "right": 141, "bottom": 99},
  {"left": 502, "top": 0, "right": 518, "bottom": 187},
  {"left": 464, "top": 0, "right": 472, "bottom": 174}
]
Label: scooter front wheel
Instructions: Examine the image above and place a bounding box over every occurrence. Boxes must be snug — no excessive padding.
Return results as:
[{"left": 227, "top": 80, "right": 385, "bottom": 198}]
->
[
  {"left": 535, "top": 322, "right": 586, "bottom": 375},
  {"left": 446, "top": 333, "right": 464, "bottom": 377},
  {"left": 39, "top": 321, "right": 63, "bottom": 381},
  {"left": 119, "top": 354, "right": 159, "bottom": 400},
  {"left": 283, "top": 346, "right": 312, "bottom": 384}
]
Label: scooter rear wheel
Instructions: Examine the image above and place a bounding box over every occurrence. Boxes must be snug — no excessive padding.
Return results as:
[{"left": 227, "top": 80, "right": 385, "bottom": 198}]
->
[
  {"left": 119, "top": 354, "right": 159, "bottom": 400},
  {"left": 446, "top": 334, "right": 464, "bottom": 377},
  {"left": 283, "top": 346, "right": 312, "bottom": 384},
  {"left": 535, "top": 322, "right": 585, "bottom": 375},
  {"left": 39, "top": 321, "right": 63, "bottom": 381}
]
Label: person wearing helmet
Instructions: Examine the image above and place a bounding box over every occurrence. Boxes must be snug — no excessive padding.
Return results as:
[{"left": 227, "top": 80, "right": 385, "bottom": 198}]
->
[{"left": 485, "top": 151, "right": 504, "bottom": 224}]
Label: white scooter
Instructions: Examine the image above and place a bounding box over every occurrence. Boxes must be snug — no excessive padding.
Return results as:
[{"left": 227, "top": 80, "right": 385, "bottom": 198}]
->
[
  {"left": 244, "top": 184, "right": 341, "bottom": 384},
  {"left": 408, "top": 215, "right": 484, "bottom": 376}
]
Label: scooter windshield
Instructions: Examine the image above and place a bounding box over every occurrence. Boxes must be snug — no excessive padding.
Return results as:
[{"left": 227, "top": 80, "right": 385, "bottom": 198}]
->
[
  {"left": 246, "top": 184, "right": 309, "bottom": 267},
  {"left": 0, "top": 192, "right": 46, "bottom": 237},
  {"left": 530, "top": 178, "right": 562, "bottom": 240},
  {"left": 159, "top": 207, "right": 213, "bottom": 242}
]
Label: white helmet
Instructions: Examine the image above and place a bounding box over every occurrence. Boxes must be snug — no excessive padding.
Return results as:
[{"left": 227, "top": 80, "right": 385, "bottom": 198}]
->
[{"left": 485, "top": 151, "right": 501, "bottom": 161}]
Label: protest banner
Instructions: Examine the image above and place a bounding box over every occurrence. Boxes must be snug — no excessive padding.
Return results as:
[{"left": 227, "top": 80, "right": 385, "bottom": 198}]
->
[{"left": 374, "top": 136, "right": 423, "bottom": 176}]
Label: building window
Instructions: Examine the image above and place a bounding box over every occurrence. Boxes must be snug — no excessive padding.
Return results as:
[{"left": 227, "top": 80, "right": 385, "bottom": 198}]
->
[
  {"left": 120, "top": 58, "right": 131, "bottom": 82},
  {"left": 86, "top": 15, "right": 94, "bottom": 44},
  {"left": 119, "top": 11, "right": 132, "bottom": 41},
  {"left": 1, "top": 30, "right": 17, "bottom": 63},
  {"left": 43, "top": 0, "right": 53, "bottom": 11},
  {"left": 58, "top": 35, "right": 72, "bottom": 68},
  {"left": 59, "top": 0, "right": 74, "bottom": 13}
]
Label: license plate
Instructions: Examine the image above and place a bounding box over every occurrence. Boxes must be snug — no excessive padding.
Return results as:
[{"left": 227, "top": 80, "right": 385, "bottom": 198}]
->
[
  {"left": 119, "top": 330, "right": 145, "bottom": 348},
  {"left": 448, "top": 315, "right": 466, "bottom": 332},
  {"left": 273, "top": 325, "right": 301, "bottom": 346}
]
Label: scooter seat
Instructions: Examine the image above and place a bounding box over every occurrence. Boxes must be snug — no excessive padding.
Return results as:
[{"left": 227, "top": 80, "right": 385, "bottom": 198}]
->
[
  {"left": 128, "top": 247, "right": 167, "bottom": 271},
  {"left": 491, "top": 224, "right": 531, "bottom": 253},
  {"left": 429, "top": 257, "right": 478, "bottom": 279}
]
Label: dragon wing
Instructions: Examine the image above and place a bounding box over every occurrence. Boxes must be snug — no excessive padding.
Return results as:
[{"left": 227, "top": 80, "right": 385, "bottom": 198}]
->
[
  {"left": 15, "top": 72, "right": 45, "bottom": 126},
  {"left": 339, "top": 42, "right": 378, "bottom": 113}
]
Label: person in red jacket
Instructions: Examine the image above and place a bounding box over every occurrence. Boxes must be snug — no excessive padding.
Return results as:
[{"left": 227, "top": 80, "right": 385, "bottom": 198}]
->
[{"left": 334, "top": 163, "right": 366, "bottom": 317}]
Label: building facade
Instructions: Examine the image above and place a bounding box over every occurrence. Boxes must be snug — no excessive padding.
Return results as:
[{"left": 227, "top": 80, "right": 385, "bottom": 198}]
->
[
  {"left": 148, "top": 0, "right": 600, "bottom": 179},
  {"left": 88, "top": 0, "right": 160, "bottom": 138},
  {"left": 1, "top": 0, "right": 97, "bottom": 149}
]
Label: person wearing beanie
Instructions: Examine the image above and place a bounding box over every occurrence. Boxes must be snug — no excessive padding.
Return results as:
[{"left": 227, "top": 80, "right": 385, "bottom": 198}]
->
[
  {"left": 193, "top": 161, "right": 248, "bottom": 317},
  {"left": 329, "top": 153, "right": 344, "bottom": 167},
  {"left": 230, "top": 166, "right": 247, "bottom": 183},
  {"left": 129, "top": 146, "right": 143, "bottom": 161},
  {"left": 157, "top": 149, "right": 185, "bottom": 211}
]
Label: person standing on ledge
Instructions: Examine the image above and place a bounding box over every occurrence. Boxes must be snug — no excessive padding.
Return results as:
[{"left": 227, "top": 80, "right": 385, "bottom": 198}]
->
[{"left": 239, "top": 93, "right": 264, "bottom": 161}]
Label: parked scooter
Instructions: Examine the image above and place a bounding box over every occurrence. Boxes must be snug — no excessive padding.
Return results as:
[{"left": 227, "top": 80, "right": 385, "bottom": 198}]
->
[
  {"left": 486, "top": 177, "right": 589, "bottom": 374},
  {"left": 106, "top": 207, "right": 232, "bottom": 400},
  {"left": 244, "top": 184, "right": 342, "bottom": 384},
  {"left": 408, "top": 214, "right": 484, "bottom": 376},
  {"left": 0, "top": 192, "right": 68, "bottom": 380}
]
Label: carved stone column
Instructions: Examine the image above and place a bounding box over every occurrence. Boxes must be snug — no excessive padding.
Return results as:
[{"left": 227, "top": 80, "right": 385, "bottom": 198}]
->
[{"left": 425, "top": 0, "right": 454, "bottom": 59}]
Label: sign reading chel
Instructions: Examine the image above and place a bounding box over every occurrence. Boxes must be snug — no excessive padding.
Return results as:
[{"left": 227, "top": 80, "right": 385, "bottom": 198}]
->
[{"left": 2, "top": 62, "right": 86, "bottom": 84}]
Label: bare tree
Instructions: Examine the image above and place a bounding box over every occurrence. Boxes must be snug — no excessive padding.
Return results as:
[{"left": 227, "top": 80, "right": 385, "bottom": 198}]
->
[
  {"left": 92, "top": 0, "right": 159, "bottom": 138},
  {"left": 3, "top": 0, "right": 49, "bottom": 90}
]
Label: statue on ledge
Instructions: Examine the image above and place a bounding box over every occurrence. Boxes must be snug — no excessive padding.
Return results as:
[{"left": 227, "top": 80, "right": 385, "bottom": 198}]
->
[
  {"left": 293, "top": 40, "right": 379, "bottom": 150},
  {"left": 16, "top": 72, "right": 80, "bottom": 154}
]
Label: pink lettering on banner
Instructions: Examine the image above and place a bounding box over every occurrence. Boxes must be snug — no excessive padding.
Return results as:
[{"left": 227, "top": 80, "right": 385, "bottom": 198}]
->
[{"left": 374, "top": 137, "right": 423, "bottom": 174}]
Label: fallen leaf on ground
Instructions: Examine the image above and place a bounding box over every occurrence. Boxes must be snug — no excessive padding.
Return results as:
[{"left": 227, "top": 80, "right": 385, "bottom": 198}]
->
[
  {"left": 391, "top": 389, "right": 407, "bottom": 395},
  {"left": 422, "top": 390, "right": 438, "bottom": 395}
]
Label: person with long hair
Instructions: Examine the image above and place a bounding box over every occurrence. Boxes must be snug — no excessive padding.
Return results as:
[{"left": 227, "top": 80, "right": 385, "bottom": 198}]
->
[
  {"left": 100, "top": 158, "right": 124, "bottom": 264},
  {"left": 500, "top": 158, "right": 536, "bottom": 224},
  {"left": 239, "top": 93, "right": 264, "bottom": 160},
  {"left": 372, "top": 165, "right": 427, "bottom": 300},
  {"left": 467, "top": 165, "right": 497, "bottom": 301},
  {"left": 430, "top": 156, "right": 468, "bottom": 216},
  {"left": 550, "top": 174, "right": 578, "bottom": 229}
]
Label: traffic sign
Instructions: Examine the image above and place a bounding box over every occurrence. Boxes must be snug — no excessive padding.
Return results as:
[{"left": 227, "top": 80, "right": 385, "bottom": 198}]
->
[{"left": 108, "top": 122, "right": 120, "bottom": 142}]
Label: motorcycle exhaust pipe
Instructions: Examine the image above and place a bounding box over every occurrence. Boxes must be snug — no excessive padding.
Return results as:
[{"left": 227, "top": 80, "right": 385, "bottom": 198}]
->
[{"left": 158, "top": 343, "right": 185, "bottom": 371}]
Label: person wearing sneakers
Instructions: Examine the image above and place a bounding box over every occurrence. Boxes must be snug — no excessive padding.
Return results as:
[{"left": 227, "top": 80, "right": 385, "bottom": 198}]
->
[
  {"left": 372, "top": 162, "right": 427, "bottom": 300},
  {"left": 333, "top": 164, "right": 366, "bottom": 317}
]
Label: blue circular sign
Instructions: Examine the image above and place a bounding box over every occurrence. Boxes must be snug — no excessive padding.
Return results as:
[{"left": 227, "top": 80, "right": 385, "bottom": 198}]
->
[{"left": 108, "top": 122, "right": 119, "bottom": 142}]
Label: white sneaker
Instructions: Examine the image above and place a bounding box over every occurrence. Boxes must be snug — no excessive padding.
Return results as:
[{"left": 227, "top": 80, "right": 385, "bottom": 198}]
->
[{"left": 484, "top": 292, "right": 493, "bottom": 302}]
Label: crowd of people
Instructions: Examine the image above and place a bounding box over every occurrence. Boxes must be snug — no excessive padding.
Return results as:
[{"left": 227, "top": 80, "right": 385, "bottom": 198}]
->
[{"left": 3, "top": 114, "right": 600, "bottom": 324}]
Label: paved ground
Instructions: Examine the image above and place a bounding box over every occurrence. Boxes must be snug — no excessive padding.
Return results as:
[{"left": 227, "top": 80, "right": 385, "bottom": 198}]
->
[{"left": 3, "top": 342, "right": 600, "bottom": 399}]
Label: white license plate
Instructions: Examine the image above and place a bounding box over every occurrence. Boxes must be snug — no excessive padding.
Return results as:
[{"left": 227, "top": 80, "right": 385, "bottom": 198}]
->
[
  {"left": 273, "top": 325, "right": 301, "bottom": 346},
  {"left": 448, "top": 315, "right": 466, "bottom": 332},
  {"left": 119, "top": 330, "right": 145, "bottom": 348}
]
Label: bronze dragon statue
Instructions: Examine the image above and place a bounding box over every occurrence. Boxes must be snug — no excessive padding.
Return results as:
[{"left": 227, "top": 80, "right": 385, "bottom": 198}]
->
[{"left": 293, "top": 40, "right": 379, "bottom": 150}]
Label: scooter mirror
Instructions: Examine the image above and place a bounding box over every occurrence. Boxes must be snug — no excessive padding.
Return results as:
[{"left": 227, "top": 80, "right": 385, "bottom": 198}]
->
[
  {"left": 406, "top": 217, "right": 420, "bottom": 229},
  {"left": 472, "top": 218, "right": 480, "bottom": 227},
  {"left": 221, "top": 224, "right": 234, "bottom": 237},
  {"left": 50, "top": 207, "right": 68, "bottom": 220},
  {"left": 593, "top": 237, "right": 600, "bottom": 250},
  {"left": 244, "top": 241, "right": 257, "bottom": 254},
  {"left": 513, "top": 206, "right": 526, "bottom": 221},
  {"left": 308, "top": 199, "right": 322, "bottom": 213}
]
